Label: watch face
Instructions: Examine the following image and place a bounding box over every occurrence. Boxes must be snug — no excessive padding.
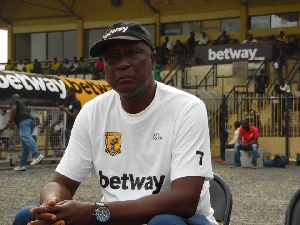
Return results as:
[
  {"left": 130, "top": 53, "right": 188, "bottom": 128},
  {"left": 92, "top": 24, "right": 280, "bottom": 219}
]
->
[{"left": 95, "top": 204, "right": 111, "bottom": 223}]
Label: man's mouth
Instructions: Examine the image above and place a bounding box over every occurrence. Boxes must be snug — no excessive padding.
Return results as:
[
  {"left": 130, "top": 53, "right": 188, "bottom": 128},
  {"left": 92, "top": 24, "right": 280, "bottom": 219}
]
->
[{"left": 117, "top": 75, "right": 134, "bottom": 82}]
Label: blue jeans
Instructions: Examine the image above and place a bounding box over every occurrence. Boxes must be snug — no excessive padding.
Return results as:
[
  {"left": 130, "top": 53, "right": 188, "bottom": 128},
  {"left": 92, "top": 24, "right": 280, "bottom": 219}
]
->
[
  {"left": 149, "top": 214, "right": 211, "bottom": 225},
  {"left": 14, "top": 207, "right": 210, "bottom": 225},
  {"left": 13, "top": 206, "right": 36, "bottom": 225},
  {"left": 234, "top": 143, "right": 258, "bottom": 165},
  {"left": 224, "top": 143, "right": 235, "bottom": 158},
  {"left": 19, "top": 119, "right": 41, "bottom": 167}
]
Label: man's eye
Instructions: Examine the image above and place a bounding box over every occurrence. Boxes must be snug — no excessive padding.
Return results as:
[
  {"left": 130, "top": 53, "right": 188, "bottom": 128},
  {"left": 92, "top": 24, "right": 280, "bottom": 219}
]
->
[
  {"left": 127, "top": 51, "right": 140, "bottom": 59},
  {"left": 104, "top": 53, "right": 118, "bottom": 61},
  {"left": 128, "top": 50, "right": 139, "bottom": 55}
]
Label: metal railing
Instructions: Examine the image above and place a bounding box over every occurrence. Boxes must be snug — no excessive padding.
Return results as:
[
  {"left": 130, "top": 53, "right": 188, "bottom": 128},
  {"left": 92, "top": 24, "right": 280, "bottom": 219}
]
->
[{"left": 0, "top": 106, "right": 66, "bottom": 160}]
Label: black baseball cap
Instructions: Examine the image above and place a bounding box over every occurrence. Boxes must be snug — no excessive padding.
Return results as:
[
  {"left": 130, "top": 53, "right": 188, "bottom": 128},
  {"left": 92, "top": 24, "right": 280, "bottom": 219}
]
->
[{"left": 90, "top": 21, "right": 155, "bottom": 57}]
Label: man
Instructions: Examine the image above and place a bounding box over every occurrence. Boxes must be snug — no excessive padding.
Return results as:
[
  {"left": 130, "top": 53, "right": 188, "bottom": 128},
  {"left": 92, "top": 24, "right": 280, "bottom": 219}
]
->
[
  {"left": 214, "top": 30, "right": 230, "bottom": 45},
  {"left": 273, "top": 31, "right": 289, "bottom": 82},
  {"left": 241, "top": 33, "right": 257, "bottom": 44},
  {"left": 15, "top": 59, "right": 25, "bottom": 72},
  {"left": 173, "top": 39, "right": 186, "bottom": 58},
  {"left": 24, "top": 58, "right": 34, "bottom": 73},
  {"left": 47, "top": 57, "right": 61, "bottom": 75},
  {"left": 58, "top": 86, "right": 81, "bottom": 147},
  {"left": 197, "top": 32, "right": 209, "bottom": 46},
  {"left": 14, "top": 21, "right": 216, "bottom": 225},
  {"left": 186, "top": 31, "right": 196, "bottom": 55},
  {"left": 32, "top": 59, "right": 42, "bottom": 74},
  {"left": 254, "top": 69, "right": 269, "bottom": 110},
  {"left": 9, "top": 94, "right": 44, "bottom": 171},
  {"left": 233, "top": 119, "right": 259, "bottom": 168},
  {"left": 219, "top": 121, "right": 241, "bottom": 165},
  {"left": 93, "top": 56, "right": 105, "bottom": 79},
  {"left": 71, "top": 56, "right": 81, "bottom": 75},
  {"left": 4, "top": 59, "right": 15, "bottom": 71},
  {"left": 164, "top": 36, "right": 174, "bottom": 51}
]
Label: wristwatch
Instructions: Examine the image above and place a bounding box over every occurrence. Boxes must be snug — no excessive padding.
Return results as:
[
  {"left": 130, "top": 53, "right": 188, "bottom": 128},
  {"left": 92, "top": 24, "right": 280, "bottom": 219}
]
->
[{"left": 93, "top": 202, "right": 111, "bottom": 224}]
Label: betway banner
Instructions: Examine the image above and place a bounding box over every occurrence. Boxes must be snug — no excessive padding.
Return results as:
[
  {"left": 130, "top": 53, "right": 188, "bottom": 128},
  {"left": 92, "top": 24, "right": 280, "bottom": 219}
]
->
[
  {"left": 195, "top": 43, "right": 273, "bottom": 64},
  {"left": 0, "top": 71, "right": 110, "bottom": 106}
]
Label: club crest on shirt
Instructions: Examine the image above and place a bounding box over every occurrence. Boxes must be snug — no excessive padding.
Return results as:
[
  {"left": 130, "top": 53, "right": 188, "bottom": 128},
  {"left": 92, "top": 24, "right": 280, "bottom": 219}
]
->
[{"left": 105, "top": 132, "right": 122, "bottom": 156}]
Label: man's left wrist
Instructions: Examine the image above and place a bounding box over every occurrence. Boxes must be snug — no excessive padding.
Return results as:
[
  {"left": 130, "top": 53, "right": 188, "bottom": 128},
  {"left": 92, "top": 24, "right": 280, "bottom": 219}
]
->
[{"left": 93, "top": 202, "right": 111, "bottom": 224}]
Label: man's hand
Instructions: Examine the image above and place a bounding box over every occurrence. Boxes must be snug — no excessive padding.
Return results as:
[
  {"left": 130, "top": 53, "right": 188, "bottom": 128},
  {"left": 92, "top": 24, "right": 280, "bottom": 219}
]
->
[
  {"left": 28, "top": 198, "right": 61, "bottom": 225},
  {"left": 58, "top": 105, "right": 66, "bottom": 111},
  {"left": 29, "top": 199, "right": 95, "bottom": 225},
  {"left": 9, "top": 121, "right": 15, "bottom": 130},
  {"left": 240, "top": 142, "right": 247, "bottom": 147}
]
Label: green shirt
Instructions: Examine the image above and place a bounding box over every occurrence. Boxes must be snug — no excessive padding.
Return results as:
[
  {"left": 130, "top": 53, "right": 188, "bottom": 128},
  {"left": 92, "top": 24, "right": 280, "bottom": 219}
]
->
[{"left": 153, "top": 69, "right": 162, "bottom": 82}]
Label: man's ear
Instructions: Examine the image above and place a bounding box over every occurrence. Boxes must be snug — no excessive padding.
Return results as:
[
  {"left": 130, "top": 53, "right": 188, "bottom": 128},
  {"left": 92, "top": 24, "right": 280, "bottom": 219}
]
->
[{"left": 151, "top": 51, "right": 157, "bottom": 70}]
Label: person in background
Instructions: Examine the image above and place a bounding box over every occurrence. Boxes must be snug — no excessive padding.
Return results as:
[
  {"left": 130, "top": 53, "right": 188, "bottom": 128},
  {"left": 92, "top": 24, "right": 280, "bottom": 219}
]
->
[
  {"left": 277, "top": 30, "right": 288, "bottom": 43},
  {"left": 32, "top": 59, "right": 42, "bottom": 74},
  {"left": 186, "top": 31, "right": 196, "bottom": 56},
  {"left": 273, "top": 31, "right": 289, "bottom": 82},
  {"left": 95, "top": 56, "right": 105, "bottom": 79},
  {"left": 214, "top": 30, "right": 230, "bottom": 45},
  {"left": 255, "top": 69, "right": 269, "bottom": 111},
  {"left": 153, "top": 63, "right": 162, "bottom": 82},
  {"left": 61, "top": 58, "right": 72, "bottom": 76},
  {"left": 47, "top": 57, "right": 61, "bottom": 75},
  {"left": 90, "top": 61, "right": 100, "bottom": 80},
  {"left": 58, "top": 87, "right": 81, "bottom": 147},
  {"left": 15, "top": 59, "right": 25, "bottom": 72},
  {"left": 158, "top": 42, "right": 169, "bottom": 68},
  {"left": 5, "top": 59, "right": 15, "bottom": 71},
  {"left": 197, "top": 32, "right": 209, "bottom": 46},
  {"left": 219, "top": 121, "right": 241, "bottom": 165},
  {"left": 13, "top": 21, "right": 216, "bottom": 225},
  {"left": 79, "top": 56, "right": 90, "bottom": 76},
  {"left": 233, "top": 119, "right": 259, "bottom": 169},
  {"left": 173, "top": 39, "right": 186, "bottom": 58},
  {"left": 164, "top": 36, "right": 174, "bottom": 51},
  {"left": 9, "top": 94, "right": 44, "bottom": 171},
  {"left": 24, "top": 58, "right": 34, "bottom": 73},
  {"left": 241, "top": 33, "right": 257, "bottom": 44},
  {"left": 71, "top": 56, "right": 81, "bottom": 75}
]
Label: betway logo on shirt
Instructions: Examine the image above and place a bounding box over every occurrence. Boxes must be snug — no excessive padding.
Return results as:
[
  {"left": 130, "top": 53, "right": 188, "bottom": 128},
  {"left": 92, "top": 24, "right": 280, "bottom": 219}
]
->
[
  {"left": 99, "top": 171, "right": 165, "bottom": 194},
  {"left": 208, "top": 48, "right": 257, "bottom": 60},
  {"left": 103, "top": 27, "right": 128, "bottom": 39}
]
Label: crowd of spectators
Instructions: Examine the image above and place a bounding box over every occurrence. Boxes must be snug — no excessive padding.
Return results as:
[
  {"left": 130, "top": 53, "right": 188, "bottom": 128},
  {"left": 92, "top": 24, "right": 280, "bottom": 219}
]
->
[
  {"left": 155, "top": 30, "right": 299, "bottom": 71},
  {"left": 2, "top": 56, "right": 106, "bottom": 80},
  {"left": 2, "top": 30, "right": 299, "bottom": 80}
]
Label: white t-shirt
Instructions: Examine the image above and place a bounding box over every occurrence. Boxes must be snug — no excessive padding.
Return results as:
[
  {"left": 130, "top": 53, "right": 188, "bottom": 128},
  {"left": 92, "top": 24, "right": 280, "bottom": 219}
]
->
[
  {"left": 197, "top": 36, "right": 209, "bottom": 45},
  {"left": 16, "top": 63, "right": 25, "bottom": 71},
  {"left": 228, "top": 127, "right": 240, "bottom": 145},
  {"left": 241, "top": 39, "right": 257, "bottom": 44},
  {"left": 166, "top": 41, "right": 174, "bottom": 50},
  {"left": 56, "top": 82, "right": 217, "bottom": 225}
]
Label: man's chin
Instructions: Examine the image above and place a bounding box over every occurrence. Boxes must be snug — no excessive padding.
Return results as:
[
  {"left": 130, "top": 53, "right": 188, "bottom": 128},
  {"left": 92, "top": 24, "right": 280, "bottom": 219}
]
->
[{"left": 117, "top": 85, "right": 145, "bottom": 98}]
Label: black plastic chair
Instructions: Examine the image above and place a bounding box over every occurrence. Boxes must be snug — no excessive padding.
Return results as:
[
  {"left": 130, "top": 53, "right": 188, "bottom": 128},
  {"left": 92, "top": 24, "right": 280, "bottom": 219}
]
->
[
  {"left": 209, "top": 173, "right": 233, "bottom": 225},
  {"left": 285, "top": 187, "right": 300, "bottom": 225}
]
